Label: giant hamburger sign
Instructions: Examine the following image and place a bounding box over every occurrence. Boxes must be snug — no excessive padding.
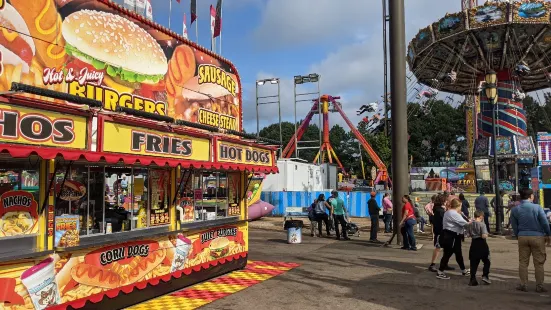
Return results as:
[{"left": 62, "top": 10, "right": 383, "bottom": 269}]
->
[{"left": 0, "top": 0, "right": 240, "bottom": 131}]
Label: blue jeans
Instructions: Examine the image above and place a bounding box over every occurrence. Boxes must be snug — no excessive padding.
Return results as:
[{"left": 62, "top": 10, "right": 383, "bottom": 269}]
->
[
  {"left": 417, "top": 217, "right": 426, "bottom": 232},
  {"left": 401, "top": 218, "right": 417, "bottom": 249},
  {"left": 383, "top": 213, "right": 393, "bottom": 232}
]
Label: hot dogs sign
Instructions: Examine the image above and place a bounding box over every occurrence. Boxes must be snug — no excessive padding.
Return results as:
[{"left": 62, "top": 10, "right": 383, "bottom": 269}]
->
[
  {"left": 0, "top": 225, "right": 247, "bottom": 310},
  {"left": 0, "top": 0, "right": 240, "bottom": 131}
]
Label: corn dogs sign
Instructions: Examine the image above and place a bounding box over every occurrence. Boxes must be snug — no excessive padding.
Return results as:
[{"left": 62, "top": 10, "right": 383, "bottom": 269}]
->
[{"left": 0, "top": 1, "right": 240, "bottom": 132}]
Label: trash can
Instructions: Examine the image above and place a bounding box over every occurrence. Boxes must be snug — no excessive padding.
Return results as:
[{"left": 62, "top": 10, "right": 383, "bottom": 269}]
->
[{"left": 284, "top": 220, "right": 303, "bottom": 244}]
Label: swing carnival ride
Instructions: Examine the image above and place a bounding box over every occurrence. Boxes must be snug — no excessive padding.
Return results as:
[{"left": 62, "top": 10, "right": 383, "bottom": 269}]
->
[
  {"left": 407, "top": 0, "right": 544, "bottom": 192},
  {"left": 281, "top": 95, "right": 390, "bottom": 186}
]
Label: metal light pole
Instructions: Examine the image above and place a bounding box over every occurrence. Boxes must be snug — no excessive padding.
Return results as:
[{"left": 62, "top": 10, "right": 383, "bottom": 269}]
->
[
  {"left": 293, "top": 74, "right": 321, "bottom": 160},
  {"left": 256, "top": 78, "right": 282, "bottom": 151},
  {"left": 389, "top": 0, "right": 408, "bottom": 244},
  {"left": 485, "top": 70, "right": 502, "bottom": 234},
  {"left": 382, "top": 0, "right": 389, "bottom": 136}
]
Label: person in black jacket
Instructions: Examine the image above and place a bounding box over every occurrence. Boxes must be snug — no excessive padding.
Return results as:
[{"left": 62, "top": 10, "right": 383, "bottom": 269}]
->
[
  {"left": 429, "top": 194, "right": 446, "bottom": 272},
  {"left": 368, "top": 192, "right": 380, "bottom": 242}
]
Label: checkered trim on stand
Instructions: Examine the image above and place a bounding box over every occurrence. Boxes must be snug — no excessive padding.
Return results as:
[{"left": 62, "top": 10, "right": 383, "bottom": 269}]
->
[{"left": 127, "top": 261, "right": 299, "bottom": 310}]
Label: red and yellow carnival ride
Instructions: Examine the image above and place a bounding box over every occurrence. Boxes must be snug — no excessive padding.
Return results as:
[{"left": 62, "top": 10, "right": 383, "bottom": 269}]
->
[
  {"left": 281, "top": 95, "right": 390, "bottom": 186},
  {"left": 0, "top": 1, "right": 278, "bottom": 309}
]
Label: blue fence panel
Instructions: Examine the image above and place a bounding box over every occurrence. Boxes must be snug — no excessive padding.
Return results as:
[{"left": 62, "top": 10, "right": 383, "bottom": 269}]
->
[{"left": 261, "top": 191, "right": 384, "bottom": 217}]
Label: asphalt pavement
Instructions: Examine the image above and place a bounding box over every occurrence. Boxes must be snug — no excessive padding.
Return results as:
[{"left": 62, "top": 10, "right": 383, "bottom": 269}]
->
[{"left": 203, "top": 220, "right": 551, "bottom": 310}]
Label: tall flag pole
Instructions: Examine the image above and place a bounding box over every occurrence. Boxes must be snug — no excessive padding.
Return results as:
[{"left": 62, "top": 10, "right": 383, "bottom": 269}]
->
[
  {"left": 210, "top": 5, "right": 216, "bottom": 52},
  {"left": 190, "top": 0, "right": 197, "bottom": 43},
  {"left": 168, "top": 0, "right": 172, "bottom": 28},
  {"left": 146, "top": 0, "right": 153, "bottom": 20},
  {"left": 183, "top": 13, "right": 188, "bottom": 39},
  {"left": 214, "top": 0, "right": 223, "bottom": 54}
]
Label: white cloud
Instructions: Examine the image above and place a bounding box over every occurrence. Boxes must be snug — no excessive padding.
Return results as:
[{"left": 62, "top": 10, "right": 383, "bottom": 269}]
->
[{"left": 253, "top": 0, "right": 460, "bottom": 48}]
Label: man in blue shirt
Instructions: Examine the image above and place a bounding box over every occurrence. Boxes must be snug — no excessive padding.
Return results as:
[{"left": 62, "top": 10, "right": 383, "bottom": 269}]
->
[{"left": 511, "top": 188, "right": 551, "bottom": 293}]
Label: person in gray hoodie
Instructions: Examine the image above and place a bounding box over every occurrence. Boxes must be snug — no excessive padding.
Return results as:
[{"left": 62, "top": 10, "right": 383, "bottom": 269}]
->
[
  {"left": 511, "top": 188, "right": 551, "bottom": 293},
  {"left": 437, "top": 199, "right": 471, "bottom": 280}
]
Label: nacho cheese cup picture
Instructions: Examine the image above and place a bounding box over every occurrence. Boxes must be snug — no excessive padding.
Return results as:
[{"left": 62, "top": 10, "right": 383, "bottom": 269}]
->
[
  {"left": 21, "top": 257, "right": 60, "bottom": 309},
  {"left": 170, "top": 235, "right": 192, "bottom": 272},
  {"left": 209, "top": 237, "right": 230, "bottom": 259}
]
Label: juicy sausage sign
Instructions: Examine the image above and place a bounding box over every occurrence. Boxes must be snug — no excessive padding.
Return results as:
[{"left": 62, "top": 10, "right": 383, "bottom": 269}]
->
[
  {"left": 216, "top": 141, "right": 273, "bottom": 166},
  {"left": 0, "top": 103, "right": 87, "bottom": 149}
]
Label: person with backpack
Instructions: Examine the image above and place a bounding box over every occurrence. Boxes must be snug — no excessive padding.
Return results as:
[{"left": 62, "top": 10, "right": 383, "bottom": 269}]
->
[
  {"left": 314, "top": 194, "right": 333, "bottom": 237},
  {"left": 413, "top": 198, "right": 427, "bottom": 233},
  {"left": 308, "top": 199, "right": 318, "bottom": 237}
]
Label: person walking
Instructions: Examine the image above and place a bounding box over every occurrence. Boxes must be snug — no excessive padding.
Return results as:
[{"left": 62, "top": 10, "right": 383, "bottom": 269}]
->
[
  {"left": 382, "top": 193, "right": 393, "bottom": 233},
  {"left": 425, "top": 195, "right": 436, "bottom": 225},
  {"left": 413, "top": 200, "right": 427, "bottom": 233},
  {"left": 511, "top": 188, "right": 551, "bottom": 293},
  {"left": 314, "top": 194, "right": 333, "bottom": 238},
  {"left": 368, "top": 192, "right": 380, "bottom": 242},
  {"left": 474, "top": 191, "right": 491, "bottom": 233},
  {"left": 399, "top": 195, "right": 417, "bottom": 251},
  {"left": 429, "top": 194, "right": 446, "bottom": 272},
  {"left": 330, "top": 190, "right": 349, "bottom": 241},
  {"left": 437, "top": 199, "right": 470, "bottom": 280},
  {"left": 467, "top": 210, "right": 491, "bottom": 286},
  {"left": 459, "top": 193, "right": 470, "bottom": 219}
]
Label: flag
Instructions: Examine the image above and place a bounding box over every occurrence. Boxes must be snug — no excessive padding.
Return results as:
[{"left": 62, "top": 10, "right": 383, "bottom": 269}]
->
[
  {"left": 145, "top": 0, "right": 153, "bottom": 20},
  {"left": 183, "top": 13, "right": 188, "bottom": 39},
  {"left": 210, "top": 5, "right": 216, "bottom": 38},
  {"left": 176, "top": 0, "right": 181, "bottom": 3},
  {"left": 123, "top": 0, "right": 136, "bottom": 11},
  {"left": 190, "top": 0, "right": 197, "bottom": 24},
  {"left": 213, "top": 0, "right": 222, "bottom": 38},
  {"left": 135, "top": 0, "right": 146, "bottom": 16}
]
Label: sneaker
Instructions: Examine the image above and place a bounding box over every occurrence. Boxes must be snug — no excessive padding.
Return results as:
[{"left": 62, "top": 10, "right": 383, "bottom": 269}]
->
[
  {"left": 462, "top": 270, "right": 471, "bottom": 276},
  {"left": 311, "top": 233, "right": 315, "bottom": 237},
  {"left": 419, "top": 230, "right": 425, "bottom": 233},
  {"left": 428, "top": 265, "right": 438, "bottom": 272},
  {"left": 536, "top": 285, "right": 547, "bottom": 293},
  {"left": 482, "top": 277, "right": 491, "bottom": 285},
  {"left": 343, "top": 237, "right": 351, "bottom": 241},
  {"left": 436, "top": 271, "right": 450, "bottom": 280},
  {"left": 400, "top": 247, "right": 409, "bottom": 250},
  {"left": 444, "top": 266, "right": 455, "bottom": 271},
  {"left": 516, "top": 284, "right": 528, "bottom": 292},
  {"left": 409, "top": 247, "right": 417, "bottom": 251},
  {"left": 469, "top": 279, "right": 479, "bottom": 286}
]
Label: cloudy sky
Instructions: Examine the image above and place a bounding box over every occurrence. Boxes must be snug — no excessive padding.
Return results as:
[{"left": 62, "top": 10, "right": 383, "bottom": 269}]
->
[{"left": 115, "top": 0, "right": 460, "bottom": 133}]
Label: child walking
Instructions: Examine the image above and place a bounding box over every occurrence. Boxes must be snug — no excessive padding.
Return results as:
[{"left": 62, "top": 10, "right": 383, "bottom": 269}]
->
[{"left": 467, "top": 210, "right": 491, "bottom": 286}]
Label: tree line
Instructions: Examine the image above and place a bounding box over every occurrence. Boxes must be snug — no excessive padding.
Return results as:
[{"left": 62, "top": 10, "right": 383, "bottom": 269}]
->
[{"left": 259, "top": 96, "right": 546, "bottom": 178}]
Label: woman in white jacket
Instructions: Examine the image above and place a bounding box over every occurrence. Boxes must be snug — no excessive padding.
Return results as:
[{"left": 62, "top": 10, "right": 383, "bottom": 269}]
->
[{"left": 437, "top": 199, "right": 471, "bottom": 280}]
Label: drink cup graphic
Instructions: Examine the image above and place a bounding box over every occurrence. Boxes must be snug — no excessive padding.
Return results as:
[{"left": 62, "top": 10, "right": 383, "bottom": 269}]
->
[
  {"left": 21, "top": 257, "right": 60, "bottom": 309},
  {"left": 170, "top": 235, "right": 192, "bottom": 272}
]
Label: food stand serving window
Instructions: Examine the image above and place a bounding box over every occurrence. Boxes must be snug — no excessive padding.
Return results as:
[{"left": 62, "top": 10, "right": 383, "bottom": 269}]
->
[
  {"left": 53, "top": 163, "right": 171, "bottom": 243},
  {"left": 177, "top": 170, "right": 241, "bottom": 223}
]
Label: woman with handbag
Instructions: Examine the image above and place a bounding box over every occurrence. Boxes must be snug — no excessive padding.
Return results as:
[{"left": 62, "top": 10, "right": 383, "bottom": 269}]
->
[
  {"left": 399, "top": 195, "right": 417, "bottom": 251},
  {"left": 437, "top": 199, "right": 471, "bottom": 280}
]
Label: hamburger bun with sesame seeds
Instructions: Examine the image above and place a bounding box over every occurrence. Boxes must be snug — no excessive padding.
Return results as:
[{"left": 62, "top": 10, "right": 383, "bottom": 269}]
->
[{"left": 61, "top": 10, "right": 168, "bottom": 92}]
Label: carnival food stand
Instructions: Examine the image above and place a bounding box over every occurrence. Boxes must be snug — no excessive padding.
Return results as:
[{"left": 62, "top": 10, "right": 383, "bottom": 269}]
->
[{"left": 0, "top": 1, "right": 278, "bottom": 309}]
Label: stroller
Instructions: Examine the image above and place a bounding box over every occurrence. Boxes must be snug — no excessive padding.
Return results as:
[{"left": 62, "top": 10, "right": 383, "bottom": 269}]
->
[{"left": 345, "top": 213, "right": 360, "bottom": 237}]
